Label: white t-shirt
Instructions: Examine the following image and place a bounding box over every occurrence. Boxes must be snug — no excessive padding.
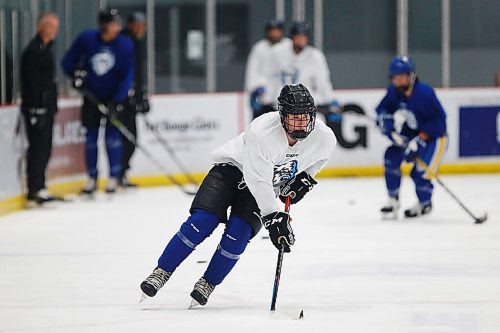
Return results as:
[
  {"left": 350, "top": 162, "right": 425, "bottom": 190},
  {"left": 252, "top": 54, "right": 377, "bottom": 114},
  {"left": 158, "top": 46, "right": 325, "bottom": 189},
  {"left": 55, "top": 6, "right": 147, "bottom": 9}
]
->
[
  {"left": 244, "top": 37, "right": 292, "bottom": 94},
  {"left": 263, "top": 43, "right": 335, "bottom": 106},
  {"left": 210, "top": 112, "right": 337, "bottom": 216}
]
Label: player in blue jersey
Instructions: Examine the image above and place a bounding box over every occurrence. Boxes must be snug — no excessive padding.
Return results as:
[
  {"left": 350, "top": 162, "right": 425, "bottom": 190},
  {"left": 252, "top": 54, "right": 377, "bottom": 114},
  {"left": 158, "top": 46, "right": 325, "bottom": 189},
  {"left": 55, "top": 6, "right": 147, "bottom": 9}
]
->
[
  {"left": 61, "top": 9, "right": 134, "bottom": 195},
  {"left": 376, "top": 56, "right": 447, "bottom": 219}
]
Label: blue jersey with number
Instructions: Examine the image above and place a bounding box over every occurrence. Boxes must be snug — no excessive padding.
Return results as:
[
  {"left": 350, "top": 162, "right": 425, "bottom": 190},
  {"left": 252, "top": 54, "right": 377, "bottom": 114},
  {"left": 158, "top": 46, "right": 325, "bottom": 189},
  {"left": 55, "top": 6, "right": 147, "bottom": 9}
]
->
[
  {"left": 61, "top": 29, "right": 134, "bottom": 102},
  {"left": 376, "top": 81, "right": 447, "bottom": 140}
]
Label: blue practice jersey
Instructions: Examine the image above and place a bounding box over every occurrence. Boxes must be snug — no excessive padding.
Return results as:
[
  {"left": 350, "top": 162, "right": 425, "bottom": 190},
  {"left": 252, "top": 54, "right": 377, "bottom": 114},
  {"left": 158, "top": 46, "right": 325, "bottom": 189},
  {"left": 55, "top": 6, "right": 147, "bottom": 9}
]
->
[
  {"left": 376, "top": 81, "right": 447, "bottom": 140},
  {"left": 61, "top": 29, "right": 134, "bottom": 102}
]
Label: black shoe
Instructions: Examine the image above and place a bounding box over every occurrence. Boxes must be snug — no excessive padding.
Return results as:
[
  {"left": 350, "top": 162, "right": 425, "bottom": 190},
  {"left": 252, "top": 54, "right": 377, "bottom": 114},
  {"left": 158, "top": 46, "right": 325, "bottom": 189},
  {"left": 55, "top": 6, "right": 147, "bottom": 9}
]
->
[
  {"left": 26, "top": 189, "right": 57, "bottom": 207},
  {"left": 190, "top": 277, "right": 216, "bottom": 306},
  {"left": 404, "top": 202, "right": 432, "bottom": 218},
  {"left": 140, "top": 267, "right": 172, "bottom": 298}
]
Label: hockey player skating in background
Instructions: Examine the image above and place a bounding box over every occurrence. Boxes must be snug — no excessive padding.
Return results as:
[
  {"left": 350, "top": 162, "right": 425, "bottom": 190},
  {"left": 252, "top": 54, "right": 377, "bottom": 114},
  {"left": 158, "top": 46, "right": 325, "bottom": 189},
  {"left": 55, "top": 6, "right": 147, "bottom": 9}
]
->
[
  {"left": 244, "top": 19, "right": 290, "bottom": 119},
  {"left": 376, "top": 56, "right": 447, "bottom": 219},
  {"left": 140, "top": 83, "right": 336, "bottom": 307},
  {"left": 265, "top": 21, "right": 341, "bottom": 123},
  {"left": 61, "top": 9, "right": 134, "bottom": 195}
]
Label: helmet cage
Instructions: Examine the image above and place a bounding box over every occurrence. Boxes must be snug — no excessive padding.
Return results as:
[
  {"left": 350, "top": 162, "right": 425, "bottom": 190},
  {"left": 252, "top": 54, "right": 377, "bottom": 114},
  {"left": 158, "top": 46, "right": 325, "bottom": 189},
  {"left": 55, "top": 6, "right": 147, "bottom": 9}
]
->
[{"left": 278, "top": 102, "right": 316, "bottom": 140}]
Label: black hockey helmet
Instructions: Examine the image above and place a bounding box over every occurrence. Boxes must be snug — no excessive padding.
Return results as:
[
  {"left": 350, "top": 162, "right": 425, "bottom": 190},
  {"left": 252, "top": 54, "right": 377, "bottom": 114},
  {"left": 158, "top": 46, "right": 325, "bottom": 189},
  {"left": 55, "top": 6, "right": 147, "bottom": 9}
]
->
[
  {"left": 265, "top": 18, "right": 284, "bottom": 31},
  {"left": 127, "top": 11, "right": 146, "bottom": 24},
  {"left": 98, "top": 8, "right": 121, "bottom": 25},
  {"left": 278, "top": 83, "right": 316, "bottom": 140},
  {"left": 290, "top": 21, "right": 310, "bottom": 36}
]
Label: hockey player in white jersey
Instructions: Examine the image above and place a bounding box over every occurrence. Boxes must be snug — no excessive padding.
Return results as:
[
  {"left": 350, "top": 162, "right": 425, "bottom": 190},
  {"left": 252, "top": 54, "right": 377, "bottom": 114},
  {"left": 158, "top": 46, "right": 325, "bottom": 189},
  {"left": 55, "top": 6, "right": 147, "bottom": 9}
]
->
[
  {"left": 140, "top": 83, "right": 336, "bottom": 307},
  {"left": 265, "top": 21, "right": 341, "bottom": 122},
  {"left": 244, "top": 19, "right": 291, "bottom": 119}
]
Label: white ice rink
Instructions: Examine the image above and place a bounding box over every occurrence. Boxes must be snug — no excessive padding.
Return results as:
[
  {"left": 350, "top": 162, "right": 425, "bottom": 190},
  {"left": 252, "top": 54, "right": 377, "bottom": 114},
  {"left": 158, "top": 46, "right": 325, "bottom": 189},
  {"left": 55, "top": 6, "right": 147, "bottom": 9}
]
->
[{"left": 1, "top": 175, "right": 499, "bottom": 333}]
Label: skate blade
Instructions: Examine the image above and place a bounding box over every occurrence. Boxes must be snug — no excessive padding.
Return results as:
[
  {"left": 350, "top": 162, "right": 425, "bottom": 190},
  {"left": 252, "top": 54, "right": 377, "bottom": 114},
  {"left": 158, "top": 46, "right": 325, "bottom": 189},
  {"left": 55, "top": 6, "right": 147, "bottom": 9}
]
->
[
  {"left": 188, "top": 299, "right": 200, "bottom": 309},
  {"left": 140, "top": 292, "right": 148, "bottom": 303},
  {"left": 381, "top": 212, "right": 398, "bottom": 220},
  {"left": 25, "top": 201, "right": 56, "bottom": 209},
  {"left": 80, "top": 192, "right": 96, "bottom": 200},
  {"left": 25, "top": 201, "right": 41, "bottom": 209}
]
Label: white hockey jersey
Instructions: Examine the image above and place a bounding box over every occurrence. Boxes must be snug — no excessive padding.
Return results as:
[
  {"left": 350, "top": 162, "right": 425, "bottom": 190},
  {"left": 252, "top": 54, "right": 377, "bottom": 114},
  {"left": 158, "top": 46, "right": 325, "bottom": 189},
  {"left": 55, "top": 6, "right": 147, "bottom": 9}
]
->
[
  {"left": 210, "top": 112, "right": 337, "bottom": 216},
  {"left": 263, "top": 43, "right": 335, "bottom": 106},
  {"left": 244, "top": 38, "right": 292, "bottom": 94}
]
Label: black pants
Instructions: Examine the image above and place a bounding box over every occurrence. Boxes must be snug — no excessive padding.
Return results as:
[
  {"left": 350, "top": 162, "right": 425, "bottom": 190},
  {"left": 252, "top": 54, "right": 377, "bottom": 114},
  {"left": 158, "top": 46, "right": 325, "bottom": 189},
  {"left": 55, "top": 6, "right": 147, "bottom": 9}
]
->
[
  {"left": 190, "top": 164, "right": 262, "bottom": 238},
  {"left": 119, "top": 106, "right": 137, "bottom": 178},
  {"left": 23, "top": 111, "right": 54, "bottom": 196}
]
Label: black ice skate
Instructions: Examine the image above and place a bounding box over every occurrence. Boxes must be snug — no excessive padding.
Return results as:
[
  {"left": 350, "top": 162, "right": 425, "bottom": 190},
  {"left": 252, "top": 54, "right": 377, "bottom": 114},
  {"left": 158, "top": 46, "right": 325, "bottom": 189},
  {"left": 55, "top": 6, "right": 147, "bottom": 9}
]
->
[
  {"left": 105, "top": 177, "right": 119, "bottom": 194},
  {"left": 380, "top": 197, "right": 400, "bottom": 219},
  {"left": 404, "top": 202, "right": 432, "bottom": 218},
  {"left": 80, "top": 178, "right": 97, "bottom": 196},
  {"left": 140, "top": 267, "right": 172, "bottom": 301},
  {"left": 189, "top": 277, "right": 216, "bottom": 308}
]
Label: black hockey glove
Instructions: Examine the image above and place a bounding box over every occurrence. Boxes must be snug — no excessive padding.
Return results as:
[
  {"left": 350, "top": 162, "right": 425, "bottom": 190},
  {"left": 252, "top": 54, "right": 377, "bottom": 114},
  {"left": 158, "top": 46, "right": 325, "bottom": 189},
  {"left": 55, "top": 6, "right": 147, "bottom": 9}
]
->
[
  {"left": 72, "top": 69, "right": 87, "bottom": 91},
  {"left": 105, "top": 100, "right": 125, "bottom": 119},
  {"left": 263, "top": 211, "right": 295, "bottom": 253},
  {"left": 279, "top": 172, "right": 317, "bottom": 204},
  {"left": 135, "top": 93, "right": 150, "bottom": 114}
]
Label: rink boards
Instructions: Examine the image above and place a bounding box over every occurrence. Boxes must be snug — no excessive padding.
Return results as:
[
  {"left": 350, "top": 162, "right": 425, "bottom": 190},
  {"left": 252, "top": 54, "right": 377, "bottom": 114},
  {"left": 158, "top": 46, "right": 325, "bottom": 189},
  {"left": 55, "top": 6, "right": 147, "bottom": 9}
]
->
[{"left": 1, "top": 88, "right": 499, "bottom": 215}]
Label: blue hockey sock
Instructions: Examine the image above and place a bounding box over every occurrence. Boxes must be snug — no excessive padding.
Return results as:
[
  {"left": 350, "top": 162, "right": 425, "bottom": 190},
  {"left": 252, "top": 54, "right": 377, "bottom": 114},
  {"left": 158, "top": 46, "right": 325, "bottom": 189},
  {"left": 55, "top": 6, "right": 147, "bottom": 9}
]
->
[
  {"left": 158, "top": 210, "right": 219, "bottom": 273},
  {"left": 384, "top": 146, "right": 404, "bottom": 198},
  {"left": 84, "top": 128, "right": 99, "bottom": 178},
  {"left": 203, "top": 215, "right": 252, "bottom": 286},
  {"left": 105, "top": 124, "right": 122, "bottom": 178},
  {"left": 411, "top": 167, "right": 433, "bottom": 204}
]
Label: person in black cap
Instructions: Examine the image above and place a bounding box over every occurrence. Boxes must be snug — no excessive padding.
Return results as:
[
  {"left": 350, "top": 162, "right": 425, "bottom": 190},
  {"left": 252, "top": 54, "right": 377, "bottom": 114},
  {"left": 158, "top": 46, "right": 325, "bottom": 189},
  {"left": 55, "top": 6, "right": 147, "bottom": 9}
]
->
[
  {"left": 244, "top": 18, "right": 291, "bottom": 119},
  {"left": 119, "top": 11, "right": 149, "bottom": 188},
  {"left": 20, "top": 12, "right": 60, "bottom": 206}
]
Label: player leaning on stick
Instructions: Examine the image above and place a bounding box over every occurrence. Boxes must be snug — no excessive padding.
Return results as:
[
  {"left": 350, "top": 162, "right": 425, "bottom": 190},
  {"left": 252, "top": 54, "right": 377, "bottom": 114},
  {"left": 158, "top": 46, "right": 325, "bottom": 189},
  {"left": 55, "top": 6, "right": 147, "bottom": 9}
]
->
[
  {"left": 61, "top": 9, "right": 134, "bottom": 195},
  {"left": 376, "top": 56, "right": 447, "bottom": 219},
  {"left": 140, "top": 83, "right": 336, "bottom": 307}
]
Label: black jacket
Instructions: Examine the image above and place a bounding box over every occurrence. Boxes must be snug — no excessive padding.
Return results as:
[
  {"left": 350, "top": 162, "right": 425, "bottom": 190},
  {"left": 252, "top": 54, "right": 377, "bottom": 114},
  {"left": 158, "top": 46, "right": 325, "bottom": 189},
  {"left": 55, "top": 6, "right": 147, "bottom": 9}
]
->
[
  {"left": 121, "top": 28, "right": 146, "bottom": 96},
  {"left": 20, "top": 34, "right": 57, "bottom": 113}
]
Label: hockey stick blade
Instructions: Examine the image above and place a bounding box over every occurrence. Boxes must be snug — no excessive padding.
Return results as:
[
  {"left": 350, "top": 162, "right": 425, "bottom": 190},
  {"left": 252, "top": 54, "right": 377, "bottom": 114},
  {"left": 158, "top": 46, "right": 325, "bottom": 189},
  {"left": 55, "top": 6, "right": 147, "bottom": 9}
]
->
[
  {"left": 416, "top": 158, "right": 487, "bottom": 225},
  {"left": 269, "top": 309, "right": 304, "bottom": 320},
  {"left": 474, "top": 213, "right": 488, "bottom": 224}
]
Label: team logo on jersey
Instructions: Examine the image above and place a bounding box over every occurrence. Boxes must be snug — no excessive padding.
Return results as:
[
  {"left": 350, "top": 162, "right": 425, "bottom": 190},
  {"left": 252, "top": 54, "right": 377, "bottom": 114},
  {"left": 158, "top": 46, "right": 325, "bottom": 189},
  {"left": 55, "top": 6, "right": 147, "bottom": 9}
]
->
[
  {"left": 90, "top": 48, "right": 115, "bottom": 76},
  {"left": 393, "top": 108, "right": 418, "bottom": 133},
  {"left": 273, "top": 160, "right": 298, "bottom": 186},
  {"left": 280, "top": 67, "right": 299, "bottom": 85}
]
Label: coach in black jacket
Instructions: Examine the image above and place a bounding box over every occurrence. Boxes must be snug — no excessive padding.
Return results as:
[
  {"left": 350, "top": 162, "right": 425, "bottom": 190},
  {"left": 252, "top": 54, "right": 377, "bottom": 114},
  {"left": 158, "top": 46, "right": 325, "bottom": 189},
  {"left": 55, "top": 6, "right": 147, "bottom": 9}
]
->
[{"left": 20, "top": 12, "right": 59, "bottom": 206}]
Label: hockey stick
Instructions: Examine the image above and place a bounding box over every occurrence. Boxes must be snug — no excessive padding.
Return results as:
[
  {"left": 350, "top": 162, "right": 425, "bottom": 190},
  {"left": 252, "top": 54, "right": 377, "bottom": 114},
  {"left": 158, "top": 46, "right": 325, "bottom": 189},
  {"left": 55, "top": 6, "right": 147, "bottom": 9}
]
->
[
  {"left": 341, "top": 104, "right": 378, "bottom": 123},
  {"left": 82, "top": 91, "right": 197, "bottom": 196},
  {"left": 139, "top": 114, "right": 199, "bottom": 187},
  {"left": 415, "top": 158, "right": 487, "bottom": 224},
  {"left": 270, "top": 196, "right": 291, "bottom": 312}
]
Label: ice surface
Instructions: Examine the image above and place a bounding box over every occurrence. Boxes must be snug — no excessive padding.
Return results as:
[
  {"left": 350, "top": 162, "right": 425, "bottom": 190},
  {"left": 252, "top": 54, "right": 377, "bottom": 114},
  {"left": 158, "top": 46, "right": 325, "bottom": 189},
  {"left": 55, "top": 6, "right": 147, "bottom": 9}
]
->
[{"left": 0, "top": 175, "right": 499, "bottom": 333}]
